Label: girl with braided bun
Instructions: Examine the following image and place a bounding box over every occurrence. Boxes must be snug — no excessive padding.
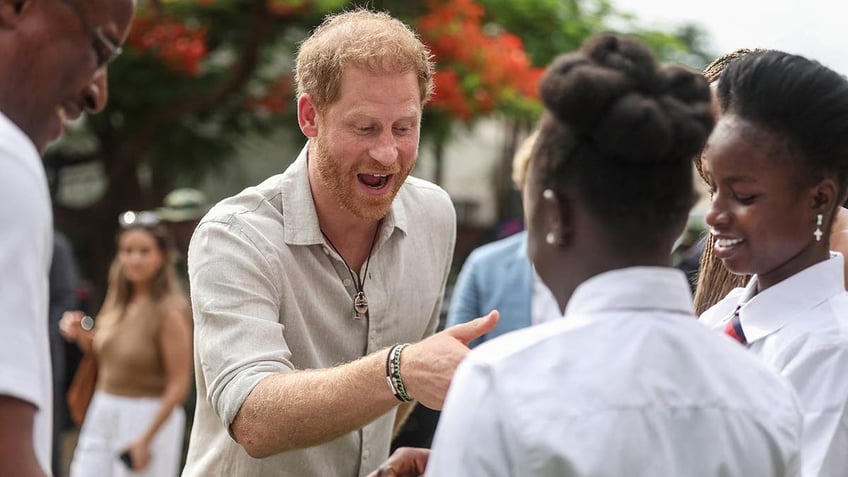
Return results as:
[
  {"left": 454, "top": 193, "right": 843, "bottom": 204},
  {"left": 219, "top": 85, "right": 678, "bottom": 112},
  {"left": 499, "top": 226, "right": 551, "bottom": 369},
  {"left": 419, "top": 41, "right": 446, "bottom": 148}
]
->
[
  {"left": 699, "top": 50, "right": 848, "bottom": 476},
  {"left": 417, "top": 35, "right": 803, "bottom": 477}
]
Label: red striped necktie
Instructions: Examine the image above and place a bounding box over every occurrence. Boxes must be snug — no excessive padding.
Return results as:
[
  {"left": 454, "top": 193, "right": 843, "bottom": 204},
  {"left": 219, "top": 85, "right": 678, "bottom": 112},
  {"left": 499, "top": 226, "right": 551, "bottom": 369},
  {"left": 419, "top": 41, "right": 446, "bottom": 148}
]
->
[{"left": 724, "top": 307, "right": 748, "bottom": 345}]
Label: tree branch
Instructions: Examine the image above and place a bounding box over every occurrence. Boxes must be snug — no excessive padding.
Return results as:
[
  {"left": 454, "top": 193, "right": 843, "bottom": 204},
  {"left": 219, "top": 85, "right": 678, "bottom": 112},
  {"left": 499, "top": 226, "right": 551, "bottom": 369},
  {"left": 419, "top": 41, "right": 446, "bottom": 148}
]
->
[{"left": 111, "top": 1, "right": 273, "bottom": 184}]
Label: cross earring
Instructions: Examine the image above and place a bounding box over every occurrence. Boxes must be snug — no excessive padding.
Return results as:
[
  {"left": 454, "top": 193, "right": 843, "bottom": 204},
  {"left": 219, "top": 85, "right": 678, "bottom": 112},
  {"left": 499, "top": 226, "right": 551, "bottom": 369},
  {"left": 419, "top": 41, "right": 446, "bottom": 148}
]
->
[{"left": 814, "top": 213, "right": 824, "bottom": 242}]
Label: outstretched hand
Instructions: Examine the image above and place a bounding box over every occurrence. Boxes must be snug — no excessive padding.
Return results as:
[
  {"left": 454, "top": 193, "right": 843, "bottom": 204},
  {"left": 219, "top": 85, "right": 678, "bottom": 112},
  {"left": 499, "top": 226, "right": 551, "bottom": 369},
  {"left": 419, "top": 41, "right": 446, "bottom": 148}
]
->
[
  {"left": 367, "top": 447, "right": 430, "bottom": 477},
  {"left": 59, "top": 310, "right": 85, "bottom": 342},
  {"left": 401, "top": 310, "right": 499, "bottom": 409}
]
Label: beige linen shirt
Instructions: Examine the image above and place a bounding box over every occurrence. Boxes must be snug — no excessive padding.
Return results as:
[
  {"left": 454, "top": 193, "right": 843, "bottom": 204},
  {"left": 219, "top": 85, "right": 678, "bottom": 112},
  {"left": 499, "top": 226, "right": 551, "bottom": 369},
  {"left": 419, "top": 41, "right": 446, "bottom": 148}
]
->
[{"left": 182, "top": 147, "right": 456, "bottom": 476}]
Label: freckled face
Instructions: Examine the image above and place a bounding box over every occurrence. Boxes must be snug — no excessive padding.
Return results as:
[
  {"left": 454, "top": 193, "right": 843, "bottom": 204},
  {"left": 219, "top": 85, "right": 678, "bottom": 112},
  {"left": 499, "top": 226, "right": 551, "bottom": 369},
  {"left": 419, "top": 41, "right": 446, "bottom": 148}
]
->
[{"left": 309, "top": 66, "right": 421, "bottom": 221}]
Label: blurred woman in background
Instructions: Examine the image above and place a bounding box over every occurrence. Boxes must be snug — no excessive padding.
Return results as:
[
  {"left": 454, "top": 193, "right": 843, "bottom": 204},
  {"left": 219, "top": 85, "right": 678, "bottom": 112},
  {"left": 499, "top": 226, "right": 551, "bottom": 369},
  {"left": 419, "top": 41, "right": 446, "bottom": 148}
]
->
[{"left": 61, "top": 211, "right": 192, "bottom": 477}]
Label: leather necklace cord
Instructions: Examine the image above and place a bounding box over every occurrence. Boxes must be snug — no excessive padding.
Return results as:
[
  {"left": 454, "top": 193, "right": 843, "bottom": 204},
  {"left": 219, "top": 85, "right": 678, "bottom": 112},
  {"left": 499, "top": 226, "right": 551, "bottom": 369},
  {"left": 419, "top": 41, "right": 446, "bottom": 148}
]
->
[{"left": 321, "top": 223, "right": 381, "bottom": 318}]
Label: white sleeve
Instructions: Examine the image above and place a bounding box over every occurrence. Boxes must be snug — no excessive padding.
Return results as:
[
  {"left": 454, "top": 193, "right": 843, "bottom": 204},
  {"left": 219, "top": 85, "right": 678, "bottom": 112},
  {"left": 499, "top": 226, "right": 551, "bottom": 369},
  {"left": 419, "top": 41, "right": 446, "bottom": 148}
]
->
[
  {"left": 0, "top": 153, "right": 50, "bottom": 409},
  {"left": 425, "top": 355, "right": 517, "bottom": 477},
  {"left": 188, "top": 218, "right": 294, "bottom": 429}
]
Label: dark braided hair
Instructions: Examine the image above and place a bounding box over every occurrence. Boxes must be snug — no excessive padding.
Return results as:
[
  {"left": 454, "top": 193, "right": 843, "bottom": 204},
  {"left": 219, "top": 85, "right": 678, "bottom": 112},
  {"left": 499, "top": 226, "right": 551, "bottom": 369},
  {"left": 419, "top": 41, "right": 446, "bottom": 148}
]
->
[
  {"left": 694, "top": 49, "right": 757, "bottom": 314},
  {"left": 534, "top": 35, "right": 714, "bottom": 249},
  {"left": 702, "top": 49, "right": 758, "bottom": 84}
]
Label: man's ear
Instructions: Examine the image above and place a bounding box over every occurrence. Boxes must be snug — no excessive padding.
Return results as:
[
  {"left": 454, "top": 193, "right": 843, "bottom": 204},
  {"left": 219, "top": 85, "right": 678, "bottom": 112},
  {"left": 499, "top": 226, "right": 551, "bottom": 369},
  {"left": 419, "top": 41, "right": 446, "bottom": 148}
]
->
[
  {"left": 0, "top": 0, "right": 26, "bottom": 29},
  {"left": 297, "top": 94, "right": 319, "bottom": 138}
]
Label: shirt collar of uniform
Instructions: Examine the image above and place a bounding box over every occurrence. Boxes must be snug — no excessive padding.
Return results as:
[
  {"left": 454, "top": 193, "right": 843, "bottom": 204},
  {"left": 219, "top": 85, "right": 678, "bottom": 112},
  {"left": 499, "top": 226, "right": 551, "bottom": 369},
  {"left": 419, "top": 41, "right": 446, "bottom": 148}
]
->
[
  {"left": 564, "top": 266, "right": 694, "bottom": 319},
  {"left": 280, "top": 144, "right": 408, "bottom": 246},
  {"left": 735, "top": 252, "right": 845, "bottom": 343}
]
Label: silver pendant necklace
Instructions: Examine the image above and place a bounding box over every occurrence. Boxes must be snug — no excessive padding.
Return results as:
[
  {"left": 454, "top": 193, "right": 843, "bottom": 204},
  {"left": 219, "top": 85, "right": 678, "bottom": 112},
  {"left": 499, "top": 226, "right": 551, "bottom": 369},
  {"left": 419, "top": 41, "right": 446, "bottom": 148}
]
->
[{"left": 322, "top": 224, "right": 380, "bottom": 320}]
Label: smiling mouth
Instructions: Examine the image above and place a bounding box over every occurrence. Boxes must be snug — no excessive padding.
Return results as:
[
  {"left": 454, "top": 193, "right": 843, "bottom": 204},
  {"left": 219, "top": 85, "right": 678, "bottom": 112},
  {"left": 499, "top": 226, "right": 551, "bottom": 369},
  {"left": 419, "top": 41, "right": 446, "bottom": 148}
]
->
[
  {"left": 358, "top": 173, "right": 391, "bottom": 189},
  {"left": 712, "top": 235, "right": 746, "bottom": 260},
  {"left": 715, "top": 237, "right": 744, "bottom": 248}
]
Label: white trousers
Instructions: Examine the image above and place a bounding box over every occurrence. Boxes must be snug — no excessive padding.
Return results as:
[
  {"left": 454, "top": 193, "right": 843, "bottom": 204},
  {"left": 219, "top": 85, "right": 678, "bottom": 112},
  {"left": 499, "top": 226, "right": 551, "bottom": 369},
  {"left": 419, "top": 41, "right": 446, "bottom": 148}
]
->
[{"left": 70, "top": 391, "right": 185, "bottom": 477}]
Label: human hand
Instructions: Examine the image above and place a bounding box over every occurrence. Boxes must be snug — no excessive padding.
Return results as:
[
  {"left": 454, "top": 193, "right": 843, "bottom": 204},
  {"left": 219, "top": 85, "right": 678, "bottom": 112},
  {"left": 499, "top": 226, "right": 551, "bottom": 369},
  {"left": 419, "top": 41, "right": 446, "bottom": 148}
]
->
[
  {"left": 401, "top": 310, "right": 499, "bottom": 409},
  {"left": 368, "top": 447, "right": 430, "bottom": 477},
  {"left": 123, "top": 439, "right": 151, "bottom": 471},
  {"left": 59, "top": 311, "right": 86, "bottom": 342}
]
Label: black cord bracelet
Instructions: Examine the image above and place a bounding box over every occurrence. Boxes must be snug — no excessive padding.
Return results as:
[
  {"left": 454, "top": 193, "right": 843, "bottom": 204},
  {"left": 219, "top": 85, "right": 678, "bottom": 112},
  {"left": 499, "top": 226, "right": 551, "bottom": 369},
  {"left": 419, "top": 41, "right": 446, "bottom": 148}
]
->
[{"left": 385, "top": 343, "right": 413, "bottom": 402}]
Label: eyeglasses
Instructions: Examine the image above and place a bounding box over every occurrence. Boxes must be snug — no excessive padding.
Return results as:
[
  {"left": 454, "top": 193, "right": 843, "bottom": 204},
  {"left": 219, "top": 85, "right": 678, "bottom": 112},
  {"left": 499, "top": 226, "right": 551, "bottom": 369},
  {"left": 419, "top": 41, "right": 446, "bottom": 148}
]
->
[
  {"left": 58, "top": 0, "right": 123, "bottom": 69},
  {"left": 118, "top": 211, "right": 161, "bottom": 228}
]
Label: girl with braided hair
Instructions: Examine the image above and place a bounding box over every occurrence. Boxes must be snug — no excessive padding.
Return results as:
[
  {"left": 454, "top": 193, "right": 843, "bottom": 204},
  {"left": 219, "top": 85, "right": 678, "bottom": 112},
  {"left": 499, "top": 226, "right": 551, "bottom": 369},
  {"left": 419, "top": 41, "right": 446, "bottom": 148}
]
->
[
  {"left": 693, "top": 49, "right": 848, "bottom": 315},
  {"left": 419, "top": 35, "right": 802, "bottom": 477},
  {"left": 699, "top": 49, "right": 848, "bottom": 476}
]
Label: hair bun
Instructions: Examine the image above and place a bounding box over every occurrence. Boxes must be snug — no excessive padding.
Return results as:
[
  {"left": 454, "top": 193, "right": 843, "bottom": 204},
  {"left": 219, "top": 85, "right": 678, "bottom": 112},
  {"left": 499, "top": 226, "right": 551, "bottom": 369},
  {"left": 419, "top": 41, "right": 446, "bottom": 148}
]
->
[
  {"left": 584, "top": 35, "right": 657, "bottom": 88},
  {"left": 538, "top": 34, "right": 713, "bottom": 163},
  {"left": 592, "top": 93, "right": 673, "bottom": 160},
  {"left": 539, "top": 55, "right": 634, "bottom": 131},
  {"left": 657, "top": 65, "right": 710, "bottom": 103}
]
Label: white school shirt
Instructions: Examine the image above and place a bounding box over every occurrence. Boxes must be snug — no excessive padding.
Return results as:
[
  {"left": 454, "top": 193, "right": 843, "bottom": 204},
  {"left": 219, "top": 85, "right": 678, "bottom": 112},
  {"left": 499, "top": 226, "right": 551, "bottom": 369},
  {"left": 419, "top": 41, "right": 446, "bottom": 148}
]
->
[
  {"left": 0, "top": 111, "right": 53, "bottom": 475},
  {"left": 701, "top": 253, "right": 848, "bottom": 477},
  {"left": 531, "top": 269, "right": 561, "bottom": 326},
  {"left": 427, "top": 267, "right": 803, "bottom": 477}
]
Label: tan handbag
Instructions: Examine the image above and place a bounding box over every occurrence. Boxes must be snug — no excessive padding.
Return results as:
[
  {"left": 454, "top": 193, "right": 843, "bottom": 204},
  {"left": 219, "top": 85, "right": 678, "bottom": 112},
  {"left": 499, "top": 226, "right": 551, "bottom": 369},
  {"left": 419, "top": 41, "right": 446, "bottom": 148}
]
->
[{"left": 66, "top": 353, "right": 97, "bottom": 427}]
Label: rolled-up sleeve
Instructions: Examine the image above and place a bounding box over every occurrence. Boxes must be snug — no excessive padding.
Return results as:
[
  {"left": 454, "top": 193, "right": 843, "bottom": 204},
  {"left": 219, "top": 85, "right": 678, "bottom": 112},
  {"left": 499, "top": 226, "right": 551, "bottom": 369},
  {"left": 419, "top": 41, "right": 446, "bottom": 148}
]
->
[{"left": 189, "top": 217, "right": 293, "bottom": 429}]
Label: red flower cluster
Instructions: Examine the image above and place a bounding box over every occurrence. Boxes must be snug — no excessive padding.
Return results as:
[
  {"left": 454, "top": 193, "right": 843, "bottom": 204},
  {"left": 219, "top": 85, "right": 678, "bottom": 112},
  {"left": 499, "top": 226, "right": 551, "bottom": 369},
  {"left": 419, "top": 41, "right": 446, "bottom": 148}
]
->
[
  {"left": 245, "top": 75, "right": 294, "bottom": 115},
  {"left": 126, "top": 17, "right": 208, "bottom": 77},
  {"left": 268, "top": 0, "right": 312, "bottom": 17},
  {"left": 418, "top": 0, "right": 543, "bottom": 120},
  {"left": 432, "top": 70, "right": 472, "bottom": 120}
]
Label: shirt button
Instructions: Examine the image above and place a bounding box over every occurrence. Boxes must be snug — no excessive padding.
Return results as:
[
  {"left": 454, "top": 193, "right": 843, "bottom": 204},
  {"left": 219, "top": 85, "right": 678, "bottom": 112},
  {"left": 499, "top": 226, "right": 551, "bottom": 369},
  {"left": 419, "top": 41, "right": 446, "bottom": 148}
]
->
[
  {"left": 343, "top": 278, "right": 353, "bottom": 287},
  {"left": 322, "top": 247, "right": 330, "bottom": 255},
  {"left": 363, "top": 449, "right": 370, "bottom": 459}
]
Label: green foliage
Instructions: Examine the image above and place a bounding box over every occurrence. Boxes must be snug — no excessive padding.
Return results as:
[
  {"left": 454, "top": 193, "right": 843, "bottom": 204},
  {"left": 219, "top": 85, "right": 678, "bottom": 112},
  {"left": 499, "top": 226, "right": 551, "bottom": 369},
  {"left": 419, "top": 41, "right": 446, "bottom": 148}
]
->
[
  {"left": 52, "top": 0, "right": 714, "bottom": 195},
  {"left": 477, "top": 0, "right": 714, "bottom": 69}
]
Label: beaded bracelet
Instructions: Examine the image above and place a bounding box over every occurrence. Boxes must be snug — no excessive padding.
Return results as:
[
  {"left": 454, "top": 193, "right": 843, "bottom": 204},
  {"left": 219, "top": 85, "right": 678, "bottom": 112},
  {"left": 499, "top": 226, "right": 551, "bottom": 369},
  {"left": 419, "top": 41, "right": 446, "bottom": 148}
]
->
[{"left": 385, "top": 343, "right": 413, "bottom": 402}]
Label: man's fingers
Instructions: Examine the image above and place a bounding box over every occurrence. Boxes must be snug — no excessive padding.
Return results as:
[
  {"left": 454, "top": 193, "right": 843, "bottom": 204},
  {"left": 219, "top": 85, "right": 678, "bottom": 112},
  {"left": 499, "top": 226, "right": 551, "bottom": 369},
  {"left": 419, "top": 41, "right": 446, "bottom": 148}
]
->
[{"left": 443, "top": 310, "right": 499, "bottom": 344}]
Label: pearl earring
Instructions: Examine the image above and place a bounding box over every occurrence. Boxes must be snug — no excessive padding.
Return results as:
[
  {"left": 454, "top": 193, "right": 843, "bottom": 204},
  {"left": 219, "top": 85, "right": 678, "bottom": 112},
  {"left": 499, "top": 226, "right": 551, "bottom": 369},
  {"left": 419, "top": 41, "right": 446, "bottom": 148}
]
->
[
  {"left": 814, "top": 213, "right": 824, "bottom": 242},
  {"left": 543, "top": 189, "right": 555, "bottom": 200},
  {"left": 546, "top": 232, "right": 557, "bottom": 245}
]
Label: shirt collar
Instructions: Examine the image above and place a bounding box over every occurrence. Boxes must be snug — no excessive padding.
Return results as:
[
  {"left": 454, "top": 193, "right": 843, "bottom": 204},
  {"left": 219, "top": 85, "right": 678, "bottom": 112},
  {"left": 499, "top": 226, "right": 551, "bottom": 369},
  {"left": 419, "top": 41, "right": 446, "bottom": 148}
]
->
[
  {"left": 735, "top": 252, "right": 845, "bottom": 343},
  {"left": 564, "top": 267, "right": 694, "bottom": 319},
  {"left": 280, "top": 143, "right": 408, "bottom": 246}
]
